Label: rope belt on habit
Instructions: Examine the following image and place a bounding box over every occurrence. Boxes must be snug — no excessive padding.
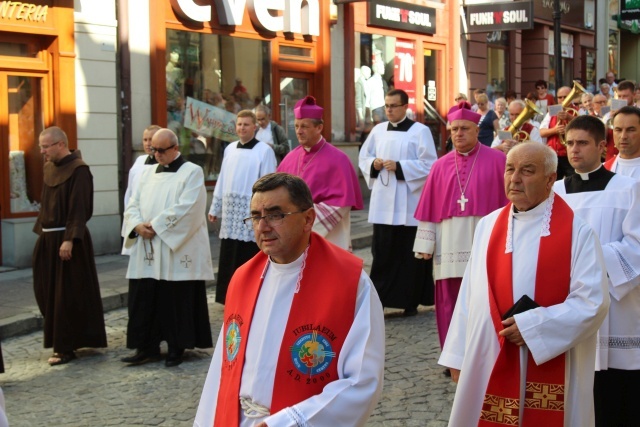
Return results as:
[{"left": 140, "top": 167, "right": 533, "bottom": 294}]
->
[
  {"left": 42, "top": 227, "right": 66, "bottom": 232},
  {"left": 239, "top": 396, "right": 270, "bottom": 418}
]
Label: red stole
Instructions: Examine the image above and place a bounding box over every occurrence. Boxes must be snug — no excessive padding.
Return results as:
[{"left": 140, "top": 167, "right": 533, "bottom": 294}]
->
[
  {"left": 479, "top": 196, "right": 573, "bottom": 426},
  {"left": 604, "top": 129, "right": 619, "bottom": 161},
  {"left": 604, "top": 155, "right": 616, "bottom": 171},
  {"left": 214, "top": 232, "right": 362, "bottom": 426},
  {"left": 546, "top": 116, "right": 567, "bottom": 157}
]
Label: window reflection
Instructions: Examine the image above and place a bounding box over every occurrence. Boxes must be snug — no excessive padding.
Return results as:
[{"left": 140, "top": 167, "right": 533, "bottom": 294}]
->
[{"left": 166, "top": 30, "right": 271, "bottom": 181}]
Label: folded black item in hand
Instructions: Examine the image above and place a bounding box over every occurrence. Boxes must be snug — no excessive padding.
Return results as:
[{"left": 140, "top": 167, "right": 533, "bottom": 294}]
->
[{"left": 502, "top": 294, "right": 540, "bottom": 320}]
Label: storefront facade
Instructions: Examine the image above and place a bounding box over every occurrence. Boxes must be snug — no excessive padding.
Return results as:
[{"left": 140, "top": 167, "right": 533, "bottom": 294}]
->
[
  {"left": 463, "top": 0, "right": 596, "bottom": 100},
  {"left": 131, "top": 0, "right": 332, "bottom": 182},
  {"left": 336, "top": 0, "right": 458, "bottom": 153},
  {"left": 1, "top": 0, "right": 120, "bottom": 267}
]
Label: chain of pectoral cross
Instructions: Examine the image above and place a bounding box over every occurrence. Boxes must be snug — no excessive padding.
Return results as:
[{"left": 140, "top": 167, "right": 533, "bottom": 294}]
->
[{"left": 454, "top": 147, "right": 481, "bottom": 212}]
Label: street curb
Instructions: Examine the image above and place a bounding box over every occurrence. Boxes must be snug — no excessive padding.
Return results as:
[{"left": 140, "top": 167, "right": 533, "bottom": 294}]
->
[{"left": 1, "top": 233, "right": 373, "bottom": 341}]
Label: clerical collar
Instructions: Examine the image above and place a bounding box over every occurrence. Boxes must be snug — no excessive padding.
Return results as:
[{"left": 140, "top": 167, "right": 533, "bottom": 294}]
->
[
  {"left": 564, "top": 164, "right": 614, "bottom": 194},
  {"left": 145, "top": 154, "right": 158, "bottom": 165},
  {"left": 156, "top": 153, "right": 185, "bottom": 173},
  {"left": 238, "top": 137, "right": 259, "bottom": 150},
  {"left": 456, "top": 142, "right": 480, "bottom": 157},
  {"left": 576, "top": 164, "right": 603, "bottom": 180},
  {"left": 303, "top": 137, "right": 324, "bottom": 153},
  {"left": 387, "top": 117, "right": 414, "bottom": 132}
]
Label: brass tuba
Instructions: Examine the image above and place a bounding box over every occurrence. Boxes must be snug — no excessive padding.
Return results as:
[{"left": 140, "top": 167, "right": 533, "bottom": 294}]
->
[
  {"left": 559, "top": 80, "right": 589, "bottom": 145},
  {"left": 507, "top": 99, "right": 544, "bottom": 141}
]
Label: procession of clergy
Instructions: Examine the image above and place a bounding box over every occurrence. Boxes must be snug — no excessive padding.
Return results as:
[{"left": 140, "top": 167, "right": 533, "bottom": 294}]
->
[{"left": 25, "top": 87, "right": 639, "bottom": 427}]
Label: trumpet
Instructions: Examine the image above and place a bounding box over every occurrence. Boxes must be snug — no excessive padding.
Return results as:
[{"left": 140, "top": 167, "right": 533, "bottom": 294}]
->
[
  {"left": 559, "top": 81, "right": 589, "bottom": 146},
  {"left": 507, "top": 99, "right": 544, "bottom": 142}
]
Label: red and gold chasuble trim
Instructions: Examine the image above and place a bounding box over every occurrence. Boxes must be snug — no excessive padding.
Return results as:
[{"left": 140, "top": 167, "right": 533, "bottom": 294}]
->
[
  {"left": 480, "top": 196, "right": 573, "bottom": 427},
  {"left": 214, "top": 232, "right": 362, "bottom": 426}
]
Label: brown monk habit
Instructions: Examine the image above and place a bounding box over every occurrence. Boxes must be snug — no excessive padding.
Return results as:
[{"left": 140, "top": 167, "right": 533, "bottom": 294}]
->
[{"left": 32, "top": 151, "right": 107, "bottom": 353}]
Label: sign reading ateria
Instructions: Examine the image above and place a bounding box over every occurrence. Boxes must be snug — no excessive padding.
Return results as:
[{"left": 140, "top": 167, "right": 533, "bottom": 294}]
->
[
  {"left": 466, "top": 0, "right": 534, "bottom": 33},
  {"left": 170, "top": 0, "right": 319, "bottom": 36},
  {"left": 367, "top": 0, "right": 436, "bottom": 35}
]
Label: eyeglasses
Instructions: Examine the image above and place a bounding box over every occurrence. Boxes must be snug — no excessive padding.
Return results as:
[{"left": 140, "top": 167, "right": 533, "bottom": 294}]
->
[
  {"left": 243, "top": 210, "right": 306, "bottom": 229},
  {"left": 384, "top": 103, "right": 407, "bottom": 110},
  {"left": 150, "top": 144, "right": 176, "bottom": 154},
  {"left": 39, "top": 141, "right": 61, "bottom": 150},
  {"left": 454, "top": 97, "right": 464, "bottom": 102},
  {"left": 594, "top": 101, "right": 607, "bottom": 105},
  {"left": 557, "top": 96, "right": 567, "bottom": 100}
]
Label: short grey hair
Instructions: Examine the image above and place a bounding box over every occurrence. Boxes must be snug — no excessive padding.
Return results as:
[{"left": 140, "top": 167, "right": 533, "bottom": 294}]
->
[
  {"left": 255, "top": 105, "right": 271, "bottom": 116},
  {"left": 495, "top": 97, "right": 507, "bottom": 107},
  {"left": 40, "top": 126, "right": 69, "bottom": 146},
  {"left": 508, "top": 142, "right": 557, "bottom": 176},
  {"left": 509, "top": 99, "right": 526, "bottom": 110}
]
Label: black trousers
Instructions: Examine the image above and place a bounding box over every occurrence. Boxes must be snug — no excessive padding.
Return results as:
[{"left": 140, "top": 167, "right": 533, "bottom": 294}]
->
[{"left": 594, "top": 368, "right": 640, "bottom": 427}]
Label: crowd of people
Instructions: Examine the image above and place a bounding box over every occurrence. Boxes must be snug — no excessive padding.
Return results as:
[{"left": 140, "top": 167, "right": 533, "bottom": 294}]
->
[{"left": 1, "top": 80, "right": 639, "bottom": 426}]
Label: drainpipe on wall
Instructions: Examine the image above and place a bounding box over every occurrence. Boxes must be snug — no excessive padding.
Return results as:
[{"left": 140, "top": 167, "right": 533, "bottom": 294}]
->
[{"left": 117, "top": 0, "right": 132, "bottom": 215}]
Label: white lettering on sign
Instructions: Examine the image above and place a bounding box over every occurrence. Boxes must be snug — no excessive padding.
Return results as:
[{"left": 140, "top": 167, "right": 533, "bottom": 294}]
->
[
  {"left": 469, "top": 12, "right": 493, "bottom": 26},
  {"left": 0, "top": 2, "right": 48, "bottom": 22},
  {"left": 408, "top": 11, "right": 431, "bottom": 27},
  {"left": 376, "top": 5, "right": 400, "bottom": 22},
  {"left": 171, "top": 0, "right": 320, "bottom": 36},
  {"left": 470, "top": 9, "right": 529, "bottom": 27},
  {"left": 502, "top": 10, "right": 528, "bottom": 23}
]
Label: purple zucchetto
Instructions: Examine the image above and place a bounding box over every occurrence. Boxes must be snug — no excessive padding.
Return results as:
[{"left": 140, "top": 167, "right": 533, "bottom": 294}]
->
[
  {"left": 447, "top": 101, "right": 481, "bottom": 124},
  {"left": 294, "top": 96, "right": 324, "bottom": 120}
]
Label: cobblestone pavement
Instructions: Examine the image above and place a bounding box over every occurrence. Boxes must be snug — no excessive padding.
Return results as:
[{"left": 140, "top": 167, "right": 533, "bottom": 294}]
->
[{"left": 0, "top": 248, "right": 455, "bottom": 426}]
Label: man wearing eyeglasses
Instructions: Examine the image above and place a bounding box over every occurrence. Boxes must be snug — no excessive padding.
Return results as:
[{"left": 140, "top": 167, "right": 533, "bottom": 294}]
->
[
  {"left": 32, "top": 126, "right": 107, "bottom": 366},
  {"left": 278, "top": 96, "right": 363, "bottom": 251},
  {"left": 208, "top": 110, "right": 277, "bottom": 305},
  {"left": 195, "top": 172, "right": 384, "bottom": 427},
  {"left": 359, "top": 89, "right": 437, "bottom": 316},
  {"left": 122, "top": 128, "right": 214, "bottom": 367}
]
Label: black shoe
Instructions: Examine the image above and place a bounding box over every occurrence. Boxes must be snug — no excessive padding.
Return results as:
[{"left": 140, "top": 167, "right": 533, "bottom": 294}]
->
[
  {"left": 165, "top": 348, "right": 184, "bottom": 367},
  {"left": 443, "top": 368, "right": 451, "bottom": 377},
  {"left": 403, "top": 308, "right": 418, "bottom": 317},
  {"left": 121, "top": 348, "right": 161, "bottom": 365}
]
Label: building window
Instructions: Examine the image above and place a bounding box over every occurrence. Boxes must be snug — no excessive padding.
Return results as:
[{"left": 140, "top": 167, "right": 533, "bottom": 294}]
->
[
  {"left": 486, "top": 31, "right": 508, "bottom": 102},
  {"left": 165, "top": 30, "right": 271, "bottom": 181},
  {"left": 354, "top": 33, "right": 419, "bottom": 140},
  {"left": 548, "top": 32, "right": 574, "bottom": 94}
]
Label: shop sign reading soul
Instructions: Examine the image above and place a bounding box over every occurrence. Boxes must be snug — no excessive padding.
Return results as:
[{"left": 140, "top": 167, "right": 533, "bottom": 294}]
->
[{"left": 170, "top": 0, "right": 320, "bottom": 36}]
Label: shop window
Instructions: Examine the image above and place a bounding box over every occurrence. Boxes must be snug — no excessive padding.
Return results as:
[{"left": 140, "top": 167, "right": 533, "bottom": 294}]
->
[
  {"left": 486, "top": 31, "right": 508, "bottom": 102},
  {"left": 165, "top": 30, "right": 271, "bottom": 181},
  {"left": 354, "top": 33, "right": 419, "bottom": 139},
  {"left": 3, "top": 74, "right": 45, "bottom": 215}
]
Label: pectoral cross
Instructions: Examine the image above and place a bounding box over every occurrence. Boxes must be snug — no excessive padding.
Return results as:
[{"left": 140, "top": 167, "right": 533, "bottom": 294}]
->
[
  {"left": 144, "top": 252, "right": 154, "bottom": 266},
  {"left": 457, "top": 194, "right": 468, "bottom": 211}
]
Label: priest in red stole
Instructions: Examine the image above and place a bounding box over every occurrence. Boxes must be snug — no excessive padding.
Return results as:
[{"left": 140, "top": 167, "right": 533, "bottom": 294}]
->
[
  {"left": 194, "top": 173, "right": 384, "bottom": 427},
  {"left": 440, "top": 143, "right": 609, "bottom": 426}
]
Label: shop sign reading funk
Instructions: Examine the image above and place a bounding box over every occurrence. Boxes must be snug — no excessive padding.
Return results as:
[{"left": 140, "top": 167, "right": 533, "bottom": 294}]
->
[
  {"left": 170, "top": 0, "right": 320, "bottom": 36},
  {"left": 367, "top": 0, "right": 436, "bottom": 35},
  {"left": 465, "top": 0, "right": 533, "bottom": 33}
]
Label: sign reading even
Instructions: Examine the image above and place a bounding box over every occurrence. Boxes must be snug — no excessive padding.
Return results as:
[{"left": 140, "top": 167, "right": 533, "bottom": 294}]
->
[
  {"left": 466, "top": 1, "right": 533, "bottom": 33},
  {"left": 170, "top": 0, "right": 320, "bottom": 36},
  {"left": 367, "top": 0, "right": 436, "bottom": 35},
  {"left": 0, "top": 1, "right": 48, "bottom": 22}
]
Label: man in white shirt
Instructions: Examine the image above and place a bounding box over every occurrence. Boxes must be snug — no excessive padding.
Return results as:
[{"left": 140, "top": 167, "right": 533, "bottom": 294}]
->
[
  {"left": 553, "top": 115, "right": 640, "bottom": 427},
  {"left": 254, "top": 105, "right": 289, "bottom": 164},
  {"left": 605, "top": 106, "right": 640, "bottom": 179},
  {"left": 208, "top": 110, "right": 277, "bottom": 304}
]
